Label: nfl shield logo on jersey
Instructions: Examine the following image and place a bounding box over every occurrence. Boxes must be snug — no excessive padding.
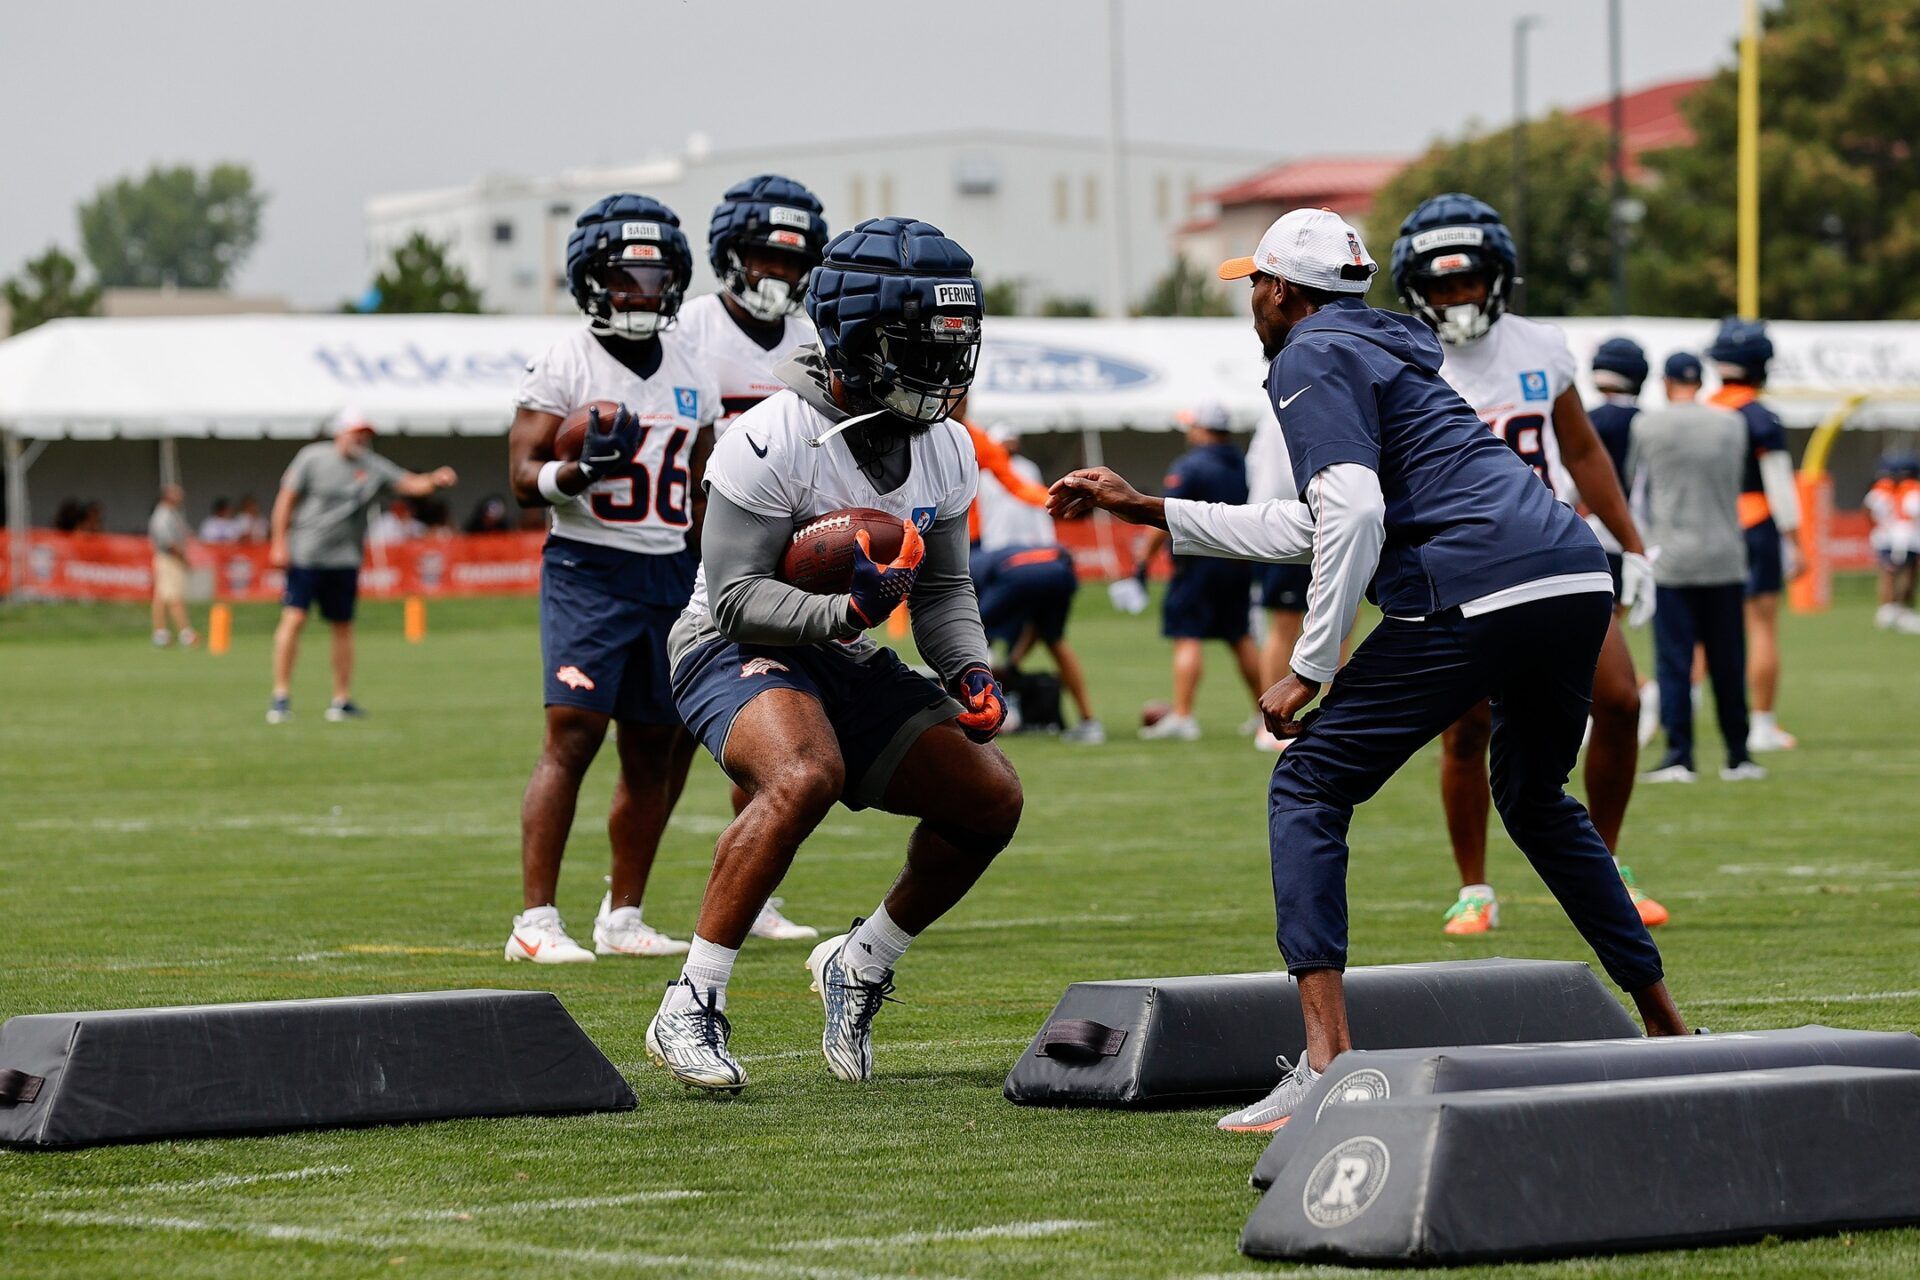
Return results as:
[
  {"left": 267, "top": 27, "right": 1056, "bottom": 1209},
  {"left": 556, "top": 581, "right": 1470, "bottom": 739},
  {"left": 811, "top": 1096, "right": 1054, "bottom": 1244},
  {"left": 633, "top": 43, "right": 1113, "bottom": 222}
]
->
[
  {"left": 675, "top": 387, "right": 700, "bottom": 419},
  {"left": 1518, "top": 370, "right": 1550, "bottom": 401},
  {"left": 911, "top": 506, "right": 937, "bottom": 531}
]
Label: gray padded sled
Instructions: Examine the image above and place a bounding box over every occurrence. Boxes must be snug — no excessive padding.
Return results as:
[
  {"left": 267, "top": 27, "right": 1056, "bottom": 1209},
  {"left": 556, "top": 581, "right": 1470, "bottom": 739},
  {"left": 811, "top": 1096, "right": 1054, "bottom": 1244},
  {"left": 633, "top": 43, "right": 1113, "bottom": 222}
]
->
[
  {"left": 0, "top": 989, "right": 635, "bottom": 1148},
  {"left": 1251, "top": 1024, "right": 1920, "bottom": 1189},
  {"left": 1004, "top": 958, "right": 1638, "bottom": 1108},
  {"left": 1241, "top": 1066, "right": 1920, "bottom": 1266}
]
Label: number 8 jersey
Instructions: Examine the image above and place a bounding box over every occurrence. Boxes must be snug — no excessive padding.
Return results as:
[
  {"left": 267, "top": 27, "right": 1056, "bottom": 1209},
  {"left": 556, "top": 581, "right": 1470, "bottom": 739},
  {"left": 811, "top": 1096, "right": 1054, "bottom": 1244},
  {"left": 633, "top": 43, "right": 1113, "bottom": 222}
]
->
[
  {"left": 1436, "top": 313, "right": 1579, "bottom": 503},
  {"left": 516, "top": 329, "right": 721, "bottom": 556}
]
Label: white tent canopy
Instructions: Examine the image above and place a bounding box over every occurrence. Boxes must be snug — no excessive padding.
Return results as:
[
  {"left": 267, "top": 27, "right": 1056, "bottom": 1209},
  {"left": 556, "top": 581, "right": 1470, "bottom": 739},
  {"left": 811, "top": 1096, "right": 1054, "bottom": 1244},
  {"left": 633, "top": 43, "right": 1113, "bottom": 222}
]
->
[{"left": 5, "top": 312, "right": 1920, "bottom": 440}]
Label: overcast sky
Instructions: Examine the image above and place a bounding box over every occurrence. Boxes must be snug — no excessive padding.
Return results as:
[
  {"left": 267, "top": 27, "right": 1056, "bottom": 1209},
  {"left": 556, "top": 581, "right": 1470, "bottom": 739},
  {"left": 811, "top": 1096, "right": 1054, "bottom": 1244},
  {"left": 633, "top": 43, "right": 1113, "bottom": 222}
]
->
[{"left": 5, "top": 0, "right": 1745, "bottom": 307}]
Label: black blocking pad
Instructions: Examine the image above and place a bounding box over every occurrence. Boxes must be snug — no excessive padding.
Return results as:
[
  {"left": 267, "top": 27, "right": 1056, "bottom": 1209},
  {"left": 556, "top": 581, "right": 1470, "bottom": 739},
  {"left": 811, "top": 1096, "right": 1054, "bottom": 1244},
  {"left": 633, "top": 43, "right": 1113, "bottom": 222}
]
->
[
  {"left": 1251, "top": 1025, "right": 1920, "bottom": 1190},
  {"left": 1003, "top": 958, "right": 1639, "bottom": 1108},
  {"left": 0, "top": 989, "right": 636, "bottom": 1149},
  {"left": 1240, "top": 1066, "right": 1920, "bottom": 1266}
]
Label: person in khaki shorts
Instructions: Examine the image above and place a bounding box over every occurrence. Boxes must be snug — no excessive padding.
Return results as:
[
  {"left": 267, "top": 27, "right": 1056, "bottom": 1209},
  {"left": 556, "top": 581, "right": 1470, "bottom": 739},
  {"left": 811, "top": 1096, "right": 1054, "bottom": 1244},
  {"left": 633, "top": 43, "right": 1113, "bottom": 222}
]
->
[{"left": 148, "top": 484, "right": 197, "bottom": 648}]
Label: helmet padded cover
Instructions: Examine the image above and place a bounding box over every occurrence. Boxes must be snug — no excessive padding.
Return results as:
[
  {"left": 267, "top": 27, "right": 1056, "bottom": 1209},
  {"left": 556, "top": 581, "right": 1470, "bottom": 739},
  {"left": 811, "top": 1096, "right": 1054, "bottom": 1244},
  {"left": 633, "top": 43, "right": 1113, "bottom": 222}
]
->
[
  {"left": 565, "top": 193, "right": 693, "bottom": 315},
  {"left": 807, "top": 218, "right": 980, "bottom": 389},
  {"left": 706, "top": 174, "right": 827, "bottom": 276}
]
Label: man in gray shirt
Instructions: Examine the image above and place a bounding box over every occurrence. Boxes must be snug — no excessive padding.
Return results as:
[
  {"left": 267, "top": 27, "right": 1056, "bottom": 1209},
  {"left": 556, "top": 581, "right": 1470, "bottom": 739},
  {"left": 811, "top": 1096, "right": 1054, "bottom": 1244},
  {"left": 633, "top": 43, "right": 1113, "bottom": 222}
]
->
[
  {"left": 1635, "top": 353, "right": 1762, "bottom": 783},
  {"left": 148, "top": 484, "right": 196, "bottom": 648},
  {"left": 267, "top": 408, "right": 457, "bottom": 723}
]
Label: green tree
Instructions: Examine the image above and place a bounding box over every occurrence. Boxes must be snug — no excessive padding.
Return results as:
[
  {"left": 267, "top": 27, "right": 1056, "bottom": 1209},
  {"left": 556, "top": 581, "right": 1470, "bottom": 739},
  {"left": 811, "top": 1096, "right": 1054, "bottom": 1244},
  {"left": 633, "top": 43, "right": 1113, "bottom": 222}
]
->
[
  {"left": 350, "top": 233, "right": 485, "bottom": 314},
  {"left": 980, "top": 279, "right": 1024, "bottom": 315},
  {"left": 1634, "top": 0, "right": 1920, "bottom": 319},
  {"left": 1136, "top": 256, "right": 1233, "bottom": 317},
  {"left": 3, "top": 246, "right": 101, "bottom": 334},
  {"left": 1038, "top": 295, "right": 1097, "bottom": 318},
  {"left": 1364, "top": 113, "right": 1619, "bottom": 317},
  {"left": 77, "top": 163, "right": 264, "bottom": 289}
]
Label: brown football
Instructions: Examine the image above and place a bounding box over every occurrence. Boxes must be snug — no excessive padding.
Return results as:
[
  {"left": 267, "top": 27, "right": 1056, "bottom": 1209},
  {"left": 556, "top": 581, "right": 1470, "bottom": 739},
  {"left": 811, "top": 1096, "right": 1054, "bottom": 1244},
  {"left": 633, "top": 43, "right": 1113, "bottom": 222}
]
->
[
  {"left": 778, "top": 507, "right": 909, "bottom": 593},
  {"left": 552, "top": 399, "right": 625, "bottom": 461}
]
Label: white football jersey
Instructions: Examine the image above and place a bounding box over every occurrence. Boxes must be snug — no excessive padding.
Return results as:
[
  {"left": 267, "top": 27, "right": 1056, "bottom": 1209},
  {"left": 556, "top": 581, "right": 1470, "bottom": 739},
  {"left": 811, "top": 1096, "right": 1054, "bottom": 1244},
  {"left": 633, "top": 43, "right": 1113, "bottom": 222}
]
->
[
  {"left": 977, "top": 455, "right": 1058, "bottom": 552},
  {"left": 517, "top": 328, "right": 721, "bottom": 556},
  {"left": 674, "top": 292, "right": 817, "bottom": 438},
  {"left": 1438, "top": 314, "right": 1578, "bottom": 502},
  {"left": 685, "top": 390, "right": 978, "bottom": 657}
]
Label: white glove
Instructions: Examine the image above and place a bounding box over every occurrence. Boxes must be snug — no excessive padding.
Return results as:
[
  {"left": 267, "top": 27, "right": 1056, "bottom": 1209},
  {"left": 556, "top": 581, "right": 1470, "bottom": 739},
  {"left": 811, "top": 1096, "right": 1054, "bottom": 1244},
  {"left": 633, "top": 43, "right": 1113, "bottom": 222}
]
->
[
  {"left": 1781, "top": 534, "right": 1805, "bottom": 581},
  {"left": 1107, "top": 576, "right": 1149, "bottom": 615},
  {"left": 1619, "top": 550, "right": 1656, "bottom": 628}
]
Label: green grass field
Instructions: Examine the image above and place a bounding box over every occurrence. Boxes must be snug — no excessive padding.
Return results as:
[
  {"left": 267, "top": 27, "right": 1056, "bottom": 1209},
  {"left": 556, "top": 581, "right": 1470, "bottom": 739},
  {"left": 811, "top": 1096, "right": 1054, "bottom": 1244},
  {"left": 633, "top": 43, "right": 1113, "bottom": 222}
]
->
[{"left": 3, "top": 581, "right": 1918, "bottom": 1279}]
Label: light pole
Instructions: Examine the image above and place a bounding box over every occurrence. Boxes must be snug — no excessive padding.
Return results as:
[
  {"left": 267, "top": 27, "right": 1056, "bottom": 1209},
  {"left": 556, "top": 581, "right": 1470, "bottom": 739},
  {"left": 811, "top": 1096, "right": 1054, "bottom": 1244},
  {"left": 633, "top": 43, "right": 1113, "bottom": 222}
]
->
[
  {"left": 1104, "top": 0, "right": 1132, "bottom": 320},
  {"left": 1608, "top": 0, "right": 1629, "bottom": 315},
  {"left": 1511, "top": 15, "right": 1540, "bottom": 314}
]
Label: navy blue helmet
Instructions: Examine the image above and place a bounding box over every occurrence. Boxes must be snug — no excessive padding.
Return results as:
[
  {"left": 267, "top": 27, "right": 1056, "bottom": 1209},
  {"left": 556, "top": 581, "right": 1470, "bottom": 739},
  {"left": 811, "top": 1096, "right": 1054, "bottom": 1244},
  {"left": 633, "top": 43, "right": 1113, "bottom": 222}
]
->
[
  {"left": 807, "top": 217, "right": 982, "bottom": 427},
  {"left": 565, "top": 194, "right": 693, "bottom": 339},
  {"left": 707, "top": 175, "right": 828, "bottom": 322},
  {"left": 1707, "top": 317, "right": 1774, "bottom": 382},
  {"left": 1592, "top": 336, "right": 1650, "bottom": 393},
  {"left": 1390, "top": 193, "right": 1519, "bottom": 345}
]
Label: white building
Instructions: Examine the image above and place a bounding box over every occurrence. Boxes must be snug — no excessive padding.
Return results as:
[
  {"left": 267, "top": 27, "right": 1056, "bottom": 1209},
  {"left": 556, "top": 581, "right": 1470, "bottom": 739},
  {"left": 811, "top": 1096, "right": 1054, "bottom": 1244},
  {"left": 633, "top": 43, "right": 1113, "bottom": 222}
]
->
[{"left": 364, "top": 131, "right": 1270, "bottom": 318}]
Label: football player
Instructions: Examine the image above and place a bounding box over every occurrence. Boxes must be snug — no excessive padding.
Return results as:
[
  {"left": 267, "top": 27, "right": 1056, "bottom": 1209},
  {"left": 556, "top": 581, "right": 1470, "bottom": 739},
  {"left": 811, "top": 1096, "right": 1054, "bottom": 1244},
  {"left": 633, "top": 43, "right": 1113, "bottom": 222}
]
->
[
  {"left": 1391, "top": 194, "right": 1666, "bottom": 935},
  {"left": 503, "top": 194, "right": 721, "bottom": 963},
  {"left": 677, "top": 174, "right": 832, "bottom": 942},
  {"left": 1867, "top": 452, "right": 1920, "bottom": 631},
  {"left": 1704, "top": 318, "right": 1804, "bottom": 751},
  {"left": 645, "top": 218, "right": 1019, "bottom": 1093}
]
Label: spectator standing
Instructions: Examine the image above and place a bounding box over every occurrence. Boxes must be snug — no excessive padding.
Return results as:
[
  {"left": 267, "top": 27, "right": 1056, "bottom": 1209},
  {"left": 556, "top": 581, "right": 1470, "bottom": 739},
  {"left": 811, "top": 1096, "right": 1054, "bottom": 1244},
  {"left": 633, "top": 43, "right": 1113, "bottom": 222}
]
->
[
  {"left": 267, "top": 408, "right": 458, "bottom": 723},
  {"left": 199, "top": 497, "right": 242, "bottom": 543},
  {"left": 148, "top": 485, "right": 197, "bottom": 648},
  {"left": 1636, "top": 354, "right": 1764, "bottom": 783}
]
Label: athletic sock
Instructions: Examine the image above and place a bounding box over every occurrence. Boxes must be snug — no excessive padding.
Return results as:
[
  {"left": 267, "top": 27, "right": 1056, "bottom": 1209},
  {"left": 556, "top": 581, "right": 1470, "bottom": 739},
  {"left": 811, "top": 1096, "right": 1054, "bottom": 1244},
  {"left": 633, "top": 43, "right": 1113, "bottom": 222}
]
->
[
  {"left": 1752, "top": 709, "right": 1777, "bottom": 733},
  {"left": 603, "top": 905, "right": 642, "bottom": 927},
  {"left": 671, "top": 935, "right": 739, "bottom": 1010},
  {"left": 1458, "top": 883, "right": 1495, "bottom": 901},
  {"left": 845, "top": 904, "right": 915, "bottom": 980}
]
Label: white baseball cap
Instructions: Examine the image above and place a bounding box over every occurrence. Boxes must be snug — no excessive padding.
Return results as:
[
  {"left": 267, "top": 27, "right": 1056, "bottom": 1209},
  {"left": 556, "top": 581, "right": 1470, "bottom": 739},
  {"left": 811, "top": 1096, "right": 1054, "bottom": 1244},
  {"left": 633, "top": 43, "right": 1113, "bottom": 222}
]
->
[
  {"left": 330, "top": 406, "right": 376, "bottom": 436},
  {"left": 1218, "top": 207, "right": 1378, "bottom": 294},
  {"left": 1176, "top": 402, "right": 1230, "bottom": 432}
]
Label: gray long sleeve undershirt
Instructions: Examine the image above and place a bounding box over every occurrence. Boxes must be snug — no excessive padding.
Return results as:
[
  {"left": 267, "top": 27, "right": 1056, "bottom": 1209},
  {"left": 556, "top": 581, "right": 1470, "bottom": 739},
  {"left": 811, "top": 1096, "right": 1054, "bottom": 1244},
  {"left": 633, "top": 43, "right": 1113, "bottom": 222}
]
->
[{"left": 687, "top": 490, "right": 990, "bottom": 682}]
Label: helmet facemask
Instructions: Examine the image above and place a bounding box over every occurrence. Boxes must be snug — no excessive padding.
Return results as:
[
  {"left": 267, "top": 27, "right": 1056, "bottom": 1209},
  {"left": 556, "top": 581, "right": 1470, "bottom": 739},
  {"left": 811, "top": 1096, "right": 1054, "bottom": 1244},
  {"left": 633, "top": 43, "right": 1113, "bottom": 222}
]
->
[
  {"left": 1405, "top": 256, "right": 1506, "bottom": 346},
  {"left": 856, "top": 311, "right": 980, "bottom": 427},
  {"left": 725, "top": 241, "right": 815, "bottom": 322},
  {"left": 585, "top": 256, "right": 682, "bottom": 340}
]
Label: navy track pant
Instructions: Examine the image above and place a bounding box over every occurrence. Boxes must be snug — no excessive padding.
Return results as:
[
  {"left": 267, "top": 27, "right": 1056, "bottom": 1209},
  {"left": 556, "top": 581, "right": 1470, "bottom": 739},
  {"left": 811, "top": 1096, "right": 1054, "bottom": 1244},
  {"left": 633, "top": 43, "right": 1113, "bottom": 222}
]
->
[
  {"left": 1267, "top": 591, "right": 1664, "bottom": 992},
  {"left": 1652, "top": 581, "right": 1749, "bottom": 770}
]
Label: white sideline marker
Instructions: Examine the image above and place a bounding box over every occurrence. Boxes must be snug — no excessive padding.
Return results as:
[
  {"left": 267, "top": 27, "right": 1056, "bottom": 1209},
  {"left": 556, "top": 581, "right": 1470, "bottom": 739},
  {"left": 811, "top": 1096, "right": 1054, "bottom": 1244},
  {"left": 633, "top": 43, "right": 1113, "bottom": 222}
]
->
[
  {"left": 36, "top": 1210, "right": 950, "bottom": 1280},
  {"left": 774, "top": 1219, "right": 1100, "bottom": 1250},
  {"left": 404, "top": 1190, "right": 705, "bottom": 1219},
  {"left": 1691, "top": 988, "right": 1920, "bottom": 1008},
  {"left": 29, "top": 1164, "right": 354, "bottom": 1199}
]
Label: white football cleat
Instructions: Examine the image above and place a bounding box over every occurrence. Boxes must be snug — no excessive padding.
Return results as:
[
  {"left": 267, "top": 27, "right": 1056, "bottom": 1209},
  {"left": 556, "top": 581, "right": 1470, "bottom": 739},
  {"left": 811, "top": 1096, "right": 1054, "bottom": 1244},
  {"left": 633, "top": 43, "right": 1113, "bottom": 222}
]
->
[
  {"left": 1061, "top": 717, "right": 1107, "bottom": 745},
  {"left": 505, "top": 906, "right": 595, "bottom": 963},
  {"left": 1746, "top": 721, "right": 1798, "bottom": 753},
  {"left": 593, "top": 897, "right": 690, "bottom": 957},
  {"left": 807, "top": 928, "right": 898, "bottom": 1083},
  {"left": 1643, "top": 762, "right": 1699, "bottom": 784},
  {"left": 1720, "top": 761, "right": 1768, "bottom": 782},
  {"left": 1216, "top": 1056, "right": 1321, "bottom": 1132},
  {"left": 1139, "top": 713, "right": 1201, "bottom": 741},
  {"left": 646, "top": 979, "right": 746, "bottom": 1094},
  {"left": 749, "top": 897, "right": 819, "bottom": 941}
]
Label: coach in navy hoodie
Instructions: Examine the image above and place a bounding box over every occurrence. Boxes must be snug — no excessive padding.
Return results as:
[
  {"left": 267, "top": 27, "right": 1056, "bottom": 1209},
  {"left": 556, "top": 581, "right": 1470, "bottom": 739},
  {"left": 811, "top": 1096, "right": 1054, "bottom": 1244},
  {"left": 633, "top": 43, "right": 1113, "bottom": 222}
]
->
[{"left": 1050, "top": 209, "right": 1686, "bottom": 1131}]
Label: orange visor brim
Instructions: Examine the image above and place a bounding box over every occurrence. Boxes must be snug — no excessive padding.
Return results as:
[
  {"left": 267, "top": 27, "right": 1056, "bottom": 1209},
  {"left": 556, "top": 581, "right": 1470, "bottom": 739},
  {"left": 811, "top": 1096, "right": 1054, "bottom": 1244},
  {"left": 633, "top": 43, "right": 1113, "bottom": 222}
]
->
[{"left": 1218, "top": 256, "right": 1258, "bottom": 281}]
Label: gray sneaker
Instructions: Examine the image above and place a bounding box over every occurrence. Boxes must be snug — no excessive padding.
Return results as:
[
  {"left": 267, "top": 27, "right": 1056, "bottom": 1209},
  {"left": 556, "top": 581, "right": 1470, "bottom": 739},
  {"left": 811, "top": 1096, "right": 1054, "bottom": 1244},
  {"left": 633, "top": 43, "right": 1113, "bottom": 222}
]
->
[
  {"left": 645, "top": 979, "right": 746, "bottom": 1094},
  {"left": 1216, "top": 1055, "right": 1321, "bottom": 1132},
  {"left": 806, "top": 925, "right": 898, "bottom": 1082},
  {"left": 1061, "top": 717, "right": 1107, "bottom": 745}
]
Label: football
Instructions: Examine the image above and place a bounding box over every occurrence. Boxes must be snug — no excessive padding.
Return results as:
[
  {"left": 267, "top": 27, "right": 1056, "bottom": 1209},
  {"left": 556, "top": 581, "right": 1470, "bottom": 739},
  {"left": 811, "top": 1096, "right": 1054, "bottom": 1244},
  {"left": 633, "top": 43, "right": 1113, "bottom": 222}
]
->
[
  {"left": 1140, "top": 699, "right": 1173, "bottom": 728},
  {"left": 778, "top": 507, "right": 909, "bottom": 593},
  {"left": 552, "top": 400, "right": 625, "bottom": 462}
]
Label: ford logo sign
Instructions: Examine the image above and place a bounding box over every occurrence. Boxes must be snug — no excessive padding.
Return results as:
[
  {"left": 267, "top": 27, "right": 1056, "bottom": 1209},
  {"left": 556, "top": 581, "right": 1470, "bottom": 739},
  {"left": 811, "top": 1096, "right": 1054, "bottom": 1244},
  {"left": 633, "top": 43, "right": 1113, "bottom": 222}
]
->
[{"left": 976, "top": 342, "right": 1156, "bottom": 394}]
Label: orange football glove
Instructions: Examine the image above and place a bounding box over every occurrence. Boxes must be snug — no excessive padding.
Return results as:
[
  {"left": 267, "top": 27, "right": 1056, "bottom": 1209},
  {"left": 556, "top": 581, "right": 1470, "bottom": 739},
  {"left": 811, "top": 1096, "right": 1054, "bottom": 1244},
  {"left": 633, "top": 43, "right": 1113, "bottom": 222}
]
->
[
  {"left": 951, "top": 662, "right": 1007, "bottom": 743},
  {"left": 847, "top": 520, "right": 925, "bottom": 628}
]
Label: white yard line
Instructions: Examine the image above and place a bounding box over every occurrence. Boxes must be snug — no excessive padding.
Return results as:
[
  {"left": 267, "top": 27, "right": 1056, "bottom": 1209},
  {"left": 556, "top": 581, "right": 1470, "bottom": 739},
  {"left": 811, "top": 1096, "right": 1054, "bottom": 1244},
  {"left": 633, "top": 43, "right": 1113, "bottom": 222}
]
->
[
  {"left": 773, "top": 1219, "right": 1100, "bottom": 1251},
  {"left": 403, "top": 1190, "right": 704, "bottom": 1219},
  {"left": 35, "top": 1210, "right": 957, "bottom": 1280},
  {"left": 739, "top": 1035, "right": 1031, "bottom": 1064},
  {"left": 28, "top": 1163, "right": 353, "bottom": 1199},
  {"left": 1690, "top": 988, "right": 1920, "bottom": 1008}
]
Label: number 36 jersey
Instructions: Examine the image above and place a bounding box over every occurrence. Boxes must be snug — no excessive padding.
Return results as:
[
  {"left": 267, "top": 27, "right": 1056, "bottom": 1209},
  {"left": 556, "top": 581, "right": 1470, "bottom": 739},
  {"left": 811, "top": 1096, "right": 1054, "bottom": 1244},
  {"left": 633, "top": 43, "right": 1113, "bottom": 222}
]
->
[
  {"left": 516, "top": 328, "right": 721, "bottom": 556},
  {"left": 1437, "top": 314, "right": 1579, "bottom": 503}
]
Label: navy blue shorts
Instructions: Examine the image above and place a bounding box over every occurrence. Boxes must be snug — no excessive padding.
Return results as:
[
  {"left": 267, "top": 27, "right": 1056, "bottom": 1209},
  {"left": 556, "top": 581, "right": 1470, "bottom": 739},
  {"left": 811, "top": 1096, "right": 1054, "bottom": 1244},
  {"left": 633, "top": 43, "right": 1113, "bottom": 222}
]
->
[
  {"left": 1163, "top": 559, "right": 1253, "bottom": 640},
  {"left": 975, "top": 546, "right": 1078, "bottom": 644},
  {"left": 540, "top": 537, "right": 693, "bottom": 724},
  {"left": 672, "top": 638, "right": 957, "bottom": 810},
  {"left": 1744, "top": 520, "right": 1783, "bottom": 597},
  {"left": 1257, "top": 563, "right": 1311, "bottom": 612},
  {"left": 284, "top": 566, "right": 360, "bottom": 623}
]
